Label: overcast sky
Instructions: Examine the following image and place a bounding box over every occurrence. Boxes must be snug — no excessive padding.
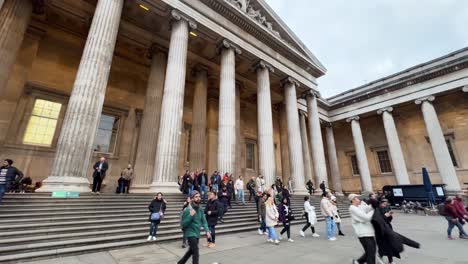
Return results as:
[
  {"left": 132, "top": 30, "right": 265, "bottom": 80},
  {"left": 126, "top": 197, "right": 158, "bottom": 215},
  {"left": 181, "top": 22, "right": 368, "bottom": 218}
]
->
[{"left": 267, "top": 0, "right": 468, "bottom": 98}]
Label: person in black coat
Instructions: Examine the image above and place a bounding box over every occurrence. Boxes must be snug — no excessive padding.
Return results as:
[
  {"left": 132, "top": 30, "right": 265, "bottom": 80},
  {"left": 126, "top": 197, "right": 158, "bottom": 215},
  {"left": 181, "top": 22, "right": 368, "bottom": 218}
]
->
[
  {"left": 197, "top": 169, "right": 208, "bottom": 202},
  {"left": 319, "top": 181, "right": 326, "bottom": 195},
  {"left": 217, "top": 186, "right": 229, "bottom": 223},
  {"left": 204, "top": 192, "right": 220, "bottom": 247},
  {"left": 1, "top": 159, "right": 23, "bottom": 195},
  {"left": 226, "top": 179, "right": 234, "bottom": 208},
  {"left": 368, "top": 199, "right": 420, "bottom": 263},
  {"left": 181, "top": 170, "right": 191, "bottom": 197},
  {"left": 148, "top": 192, "right": 167, "bottom": 241},
  {"left": 92, "top": 157, "right": 108, "bottom": 194}
]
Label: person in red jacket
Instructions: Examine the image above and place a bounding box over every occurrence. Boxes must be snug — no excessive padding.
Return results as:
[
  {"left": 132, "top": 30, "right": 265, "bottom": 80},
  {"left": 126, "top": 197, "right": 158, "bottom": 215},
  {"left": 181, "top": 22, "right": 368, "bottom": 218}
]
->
[
  {"left": 453, "top": 195, "right": 468, "bottom": 220},
  {"left": 444, "top": 198, "right": 468, "bottom": 240}
]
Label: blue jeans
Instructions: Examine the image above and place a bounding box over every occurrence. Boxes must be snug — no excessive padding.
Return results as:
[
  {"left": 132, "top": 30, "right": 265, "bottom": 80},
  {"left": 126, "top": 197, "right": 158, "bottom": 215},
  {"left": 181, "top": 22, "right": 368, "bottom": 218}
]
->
[
  {"left": 325, "top": 216, "right": 336, "bottom": 239},
  {"left": 149, "top": 221, "right": 159, "bottom": 237},
  {"left": 200, "top": 184, "right": 207, "bottom": 201},
  {"left": 212, "top": 184, "right": 218, "bottom": 193},
  {"left": 266, "top": 226, "right": 277, "bottom": 240},
  {"left": 0, "top": 184, "right": 5, "bottom": 203},
  {"left": 446, "top": 216, "right": 468, "bottom": 236},
  {"left": 237, "top": 189, "right": 245, "bottom": 205}
]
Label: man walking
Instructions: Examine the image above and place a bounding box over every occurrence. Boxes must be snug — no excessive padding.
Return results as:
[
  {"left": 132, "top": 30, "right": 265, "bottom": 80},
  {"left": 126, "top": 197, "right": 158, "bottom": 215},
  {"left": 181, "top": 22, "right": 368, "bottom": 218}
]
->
[
  {"left": 92, "top": 157, "right": 108, "bottom": 194},
  {"left": 348, "top": 194, "right": 376, "bottom": 264},
  {"left": 247, "top": 176, "right": 256, "bottom": 201},
  {"left": 0, "top": 159, "right": 23, "bottom": 202},
  {"left": 235, "top": 175, "right": 245, "bottom": 206},
  {"left": 320, "top": 181, "right": 326, "bottom": 195},
  {"left": 204, "top": 192, "right": 220, "bottom": 248},
  {"left": 257, "top": 192, "right": 268, "bottom": 235},
  {"left": 320, "top": 192, "right": 337, "bottom": 241},
  {"left": 179, "top": 191, "right": 211, "bottom": 264}
]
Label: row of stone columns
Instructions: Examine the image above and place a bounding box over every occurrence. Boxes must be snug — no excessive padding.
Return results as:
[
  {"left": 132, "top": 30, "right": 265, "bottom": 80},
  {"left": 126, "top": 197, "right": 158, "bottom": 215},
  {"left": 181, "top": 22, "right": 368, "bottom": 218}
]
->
[{"left": 345, "top": 95, "right": 462, "bottom": 193}]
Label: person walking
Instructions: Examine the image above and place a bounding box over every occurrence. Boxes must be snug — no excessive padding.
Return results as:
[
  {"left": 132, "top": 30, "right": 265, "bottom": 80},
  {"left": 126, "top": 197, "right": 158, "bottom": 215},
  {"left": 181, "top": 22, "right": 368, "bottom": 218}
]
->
[
  {"left": 181, "top": 197, "right": 191, "bottom": 248},
  {"left": 119, "top": 164, "right": 133, "bottom": 194},
  {"left": 197, "top": 169, "right": 208, "bottom": 202},
  {"left": 319, "top": 181, "right": 326, "bottom": 195},
  {"left": 256, "top": 175, "right": 265, "bottom": 193},
  {"left": 235, "top": 175, "right": 246, "bottom": 206},
  {"left": 178, "top": 191, "right": 211, "bottom": 264},
  {"left": 306, "top": 180, "right": 315, "bottom": 195},
  {"left": 443, "top": 197, "right": 468, "bottom": 240},
  {"left": 349, "top": 194, "right": 376, "bottom": 264},
  {"left": 217, "top": 186, "right": 229, "bottom": 223},
  {"left": 0, "top": 159, "right": 23, "bottom": 202},
  {"left": 147, "top": 192, "right": 167, "bottom": 241},
  {"left": 300, "top": 196, "right": 320, "bottom": 238},
  {"left": 320, "top": 192, "right": 337, "bottom": 241},
  {"left": 257, "top": 192, "right": 268, "bottom": 235},
  {"left": 265, "top": 197, "right": 280, "bottom": 245},
  {"left": 331, "top": 197, "right": 345, "bottom": 236},
  {"left": 453, "top": 194, "right": 468, "bottom": 222},
  {"left": 204, "top": 192, "right": 220, "bottom": 248},
  {"left": 92, "top": 157, "right": 108, "bottom": 194},
  {"left": 247, "top": 176, "right": 256, "bottom": 201},
  {"left": 278, "top": 197, "right": 294, "bottom": 242}
]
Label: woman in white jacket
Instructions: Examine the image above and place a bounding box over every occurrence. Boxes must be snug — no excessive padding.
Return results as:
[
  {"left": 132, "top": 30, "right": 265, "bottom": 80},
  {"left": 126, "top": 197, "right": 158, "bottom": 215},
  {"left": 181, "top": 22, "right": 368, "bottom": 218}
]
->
[
  {"left": 300, "top": 196, "right": 320, "bottom": 238},
  {"left": 348, "top": 194, "right": 376, "bottom": 264},
  {"left": 265, "top": 197, "right": 280, "bottom": 245}
]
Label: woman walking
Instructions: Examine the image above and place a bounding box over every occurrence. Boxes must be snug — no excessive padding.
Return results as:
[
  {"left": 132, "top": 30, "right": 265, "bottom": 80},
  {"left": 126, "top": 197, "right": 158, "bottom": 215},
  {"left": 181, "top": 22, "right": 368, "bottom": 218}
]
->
[
  {"left": 278, "top": 197, "right": 294, "bottom": 242},
  {"left": 148, "top": 192, "right": 167, "bottom": 241},
  {"left": 265, "top": 197, "right": 280, "bottom": 245},
  {"left": 300, "top": 196, "right": 320, "bottom": 238},
  {"left": 444, "top": 198, "right": 468, "bottom": 240},
  {"left": 332, "top": 197, "right": 345, "bottom": 236}
]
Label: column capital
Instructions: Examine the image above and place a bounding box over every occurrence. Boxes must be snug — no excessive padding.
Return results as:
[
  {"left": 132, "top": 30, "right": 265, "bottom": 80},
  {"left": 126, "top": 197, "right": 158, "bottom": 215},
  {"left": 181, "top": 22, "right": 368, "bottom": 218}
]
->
[
  {"left": 301, "top": 89, "right": 320, "bottom": 99},
  {"left": 217, "top": 39, "right": 242, "bottom": 55},
  {"left": 171, "top": 10, "right": 197, "bottom": 30},
  {"left": 346, "top": 116, "right": 360, "bottom": 123},
  {"left": 324, "top": 122, "right": 334, "bottom": 128},
  {"left": 146, "top": 43, "right": 167, "bottom": 59},
  {"left": 299, "top": 110, "right": 308, "bottom": 117},
  {"left": 253, "top": 60, "right": 274, "bottom": 73},
  {"left": 191, "top": 64, "right": 209, "bottom": 76},
  {"left": 462, "top": 86, "right": 468, "bottom": 92},
  {"left": 280, "top": 76, "right": 300, "bottom": 88},
  {"left": 415, "top": 95, "right": 435, "bottom": 105},
  {"left": 377, "top": 106, "right": 394, "bottom": 115}
]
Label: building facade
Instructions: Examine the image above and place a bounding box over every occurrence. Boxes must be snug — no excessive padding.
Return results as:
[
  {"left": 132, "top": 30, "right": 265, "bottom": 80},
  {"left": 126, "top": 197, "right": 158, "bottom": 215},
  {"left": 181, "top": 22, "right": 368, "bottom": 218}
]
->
[{"left": 0, "top": 0, "right": 466, "bottom": 194}]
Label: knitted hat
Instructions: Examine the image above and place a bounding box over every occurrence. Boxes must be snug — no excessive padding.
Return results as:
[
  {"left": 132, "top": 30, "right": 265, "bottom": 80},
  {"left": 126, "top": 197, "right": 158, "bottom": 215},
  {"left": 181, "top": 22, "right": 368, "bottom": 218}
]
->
[{"left": 190, "top": 190, "right": 200, "bottom": 199}]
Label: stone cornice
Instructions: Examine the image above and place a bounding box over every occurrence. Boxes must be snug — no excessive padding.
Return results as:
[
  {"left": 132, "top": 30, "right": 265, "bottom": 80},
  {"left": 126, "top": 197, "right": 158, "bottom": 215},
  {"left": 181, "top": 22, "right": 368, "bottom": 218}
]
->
[
  {"left": 376, "top": 107, "right": 393, "bottom": 115},
  {"left": 253, "top": 60, "right": 274, "bottom": 73},
  {"left": 346, "top": 116, "right": 360, "bottom": 123},
  {"left": 415, "top": 95, "right": 435, "bottom": 105}
]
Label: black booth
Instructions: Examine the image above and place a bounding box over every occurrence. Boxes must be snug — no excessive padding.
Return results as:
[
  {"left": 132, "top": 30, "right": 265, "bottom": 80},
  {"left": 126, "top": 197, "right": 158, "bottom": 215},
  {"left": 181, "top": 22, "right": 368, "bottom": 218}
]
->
[{"left": 382, "top": 184, "right": 447, "bottom": 207}]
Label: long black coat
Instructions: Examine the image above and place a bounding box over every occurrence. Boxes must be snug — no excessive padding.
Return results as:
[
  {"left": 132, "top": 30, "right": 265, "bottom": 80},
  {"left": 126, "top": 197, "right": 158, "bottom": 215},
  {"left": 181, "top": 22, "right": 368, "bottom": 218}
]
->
[
  {"left": 148, "top": 199, "right": 167, "bottom": 223},
  {"left": 92, "top": 161, "right": 108, "bottom": 179},
  {"left": 204, "top": 199, "right": 220, "bottom": 226},
  {"left": 371, "top": 210, "right": 419, "bottom": 259}
]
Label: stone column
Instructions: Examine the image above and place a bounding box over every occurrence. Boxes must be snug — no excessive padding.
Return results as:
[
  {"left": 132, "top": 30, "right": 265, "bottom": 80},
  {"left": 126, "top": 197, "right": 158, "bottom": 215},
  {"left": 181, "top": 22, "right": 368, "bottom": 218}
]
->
[
  {"left": 325, "top": 123, "right": 343, "bottom": 194},
  {"left": 346, "top": 116, "right": 373, "bottom": 192},
  {"left": 38, "top": 0, "right": 124, "bottom": 192},
  {"left": 132, "top": 47, "right": 167, "bottom": 192},
  {"left": 281, "top": 77, "right": 307, "bottom": 194},
  {"left": 255, "top": 61, "right": 276, "bottom": 187},
  {"left": 189, "top": 65, "right": 208, "bottom": 172},
  {"left": 304, "top": 92, "right": 329, "bottom": 188},
  {"left": 299, "top": 111, "right": 313, "bottom": 182},
  {"left": 279, "top": 104, "right": 290, "bottom": 182},
  {"left": 217, "top": 40, "right": 241, "bottom": 175},
  {"left": 151, "top": 11, "right": 196, "bottom": 193},
  {"left": 415, "top": 96, "right": 461, "bottom": 193},
  {"left": 0, "top": 0, "right": 33, "bottom": 97},
  {"left": 206, "top": 93, "right": 218, "bottom": 174},
  {"left": 377, "top": 107, "right": 410, "bottom": 185}
]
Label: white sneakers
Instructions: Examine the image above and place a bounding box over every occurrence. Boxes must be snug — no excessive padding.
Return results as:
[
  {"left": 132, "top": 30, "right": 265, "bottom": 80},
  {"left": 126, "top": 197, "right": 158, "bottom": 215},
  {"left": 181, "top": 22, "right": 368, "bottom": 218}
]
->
[
  {"left": 312, "top": 233, "right": 320, "bottom": 238},
  {"left": 300, "top": 231, "right": 305, "bottom": 237},
  {"left": 152, "top": 236, "right": 157, "bottom": 241},
  {"left": 328, "top": 237, "right": 337, "bottom": 241},
  {"left": 288, "top": 238, "right": 294, "bottom": 242},
  {"left": 147, "top": 236, "right": 156, "bottom": 241},
  {"left": 278, "top": 236, "right": 283, "bottom": 241},
  {"left": 274, "top": 240, "right": 280, "bottom": 245},
  {"left": 267, "top": 238, "right": 274, "bottom": 243},
  {"left": 258, "top": 229, "right": 263, "bottom": 235}
]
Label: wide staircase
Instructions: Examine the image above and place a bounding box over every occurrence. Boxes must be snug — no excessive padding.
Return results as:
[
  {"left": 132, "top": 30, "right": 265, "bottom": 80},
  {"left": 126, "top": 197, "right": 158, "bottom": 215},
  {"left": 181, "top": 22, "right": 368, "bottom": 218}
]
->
[{"left": 0, "top": 193, "right": 350, "bottom": 263}]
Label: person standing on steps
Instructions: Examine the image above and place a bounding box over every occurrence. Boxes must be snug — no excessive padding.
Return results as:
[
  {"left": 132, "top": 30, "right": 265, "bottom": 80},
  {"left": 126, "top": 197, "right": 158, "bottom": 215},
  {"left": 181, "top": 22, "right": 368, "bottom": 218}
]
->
[
  {"left": 265, "top": 196, "right": 280, "bottom": 245},
  {"left": 119, "top": 164, "right": 133, "bottom": 194},
  {"left": 247, "top": 176, "right": 256, "bottom": 201},
  {"left": 204, "top": 192, "right": 220, "bottom": 248},
  {"left": 306, "top": 179, "right": 315, "bottom": 195},
  {"left": 147, "top": 192, "right": 167, "bottom": 241},
  {"left": 300, "top": 196, "right": 320, "bottom": 238},
  {"left": 349, "top": 193, "right": 376, "bottom": 264},
  {"left": 331, "top": 197, "right": 345, "bottom": 236},
  {"left": 319, "top": 181, "right": 326, "bottom": 195},
  {"left": 278, "top": 197, "right": 294, "bottom": 242},
  {"left": 226, "top": 179, "right": 234, "bottom": 208},
  {"left": 217, "top": 186, "right": 229, "bottom": 223},
  {"left": 256, "top": 175, "right": 265, "bottom": 193},
  {"left": 235, "top": 175, "right": 246, "bottom": 206},
  {"left": 92, "top": 156, "right": 108, "bottom": 194},
  {"left": 320, "top": 191, "right": 337, "bottom": 241},
  {"left": 178, "top": 191, "right": 211, "bottom": 264},
  {"left": 288, "top": 177, "right": 294, "bottom": 194},
  {"left": 197, "top": 169, "right": 208, "bottom": 202},
  {"left": 275, "top": 176, "right": 283, "bottom": 191},
  {"left": 0, "top": 159, "right": 23, "bottom": 202}
]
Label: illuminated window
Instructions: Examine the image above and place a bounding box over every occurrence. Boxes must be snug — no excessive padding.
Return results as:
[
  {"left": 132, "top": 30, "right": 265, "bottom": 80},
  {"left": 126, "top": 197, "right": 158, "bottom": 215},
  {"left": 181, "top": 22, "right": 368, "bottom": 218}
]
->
[
  {"left": 93, "top": 114, "right": 120, "bottom": 154},
  {"left": 23, "top": 99, "right": 62, "bottom": 147}
]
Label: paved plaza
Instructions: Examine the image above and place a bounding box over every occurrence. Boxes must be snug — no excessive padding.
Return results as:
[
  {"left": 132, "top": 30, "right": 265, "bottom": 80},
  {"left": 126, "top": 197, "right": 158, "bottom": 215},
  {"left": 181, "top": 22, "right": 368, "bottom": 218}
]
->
[{"left": 24, "top": 213, "right": 467, "bottom": 264}]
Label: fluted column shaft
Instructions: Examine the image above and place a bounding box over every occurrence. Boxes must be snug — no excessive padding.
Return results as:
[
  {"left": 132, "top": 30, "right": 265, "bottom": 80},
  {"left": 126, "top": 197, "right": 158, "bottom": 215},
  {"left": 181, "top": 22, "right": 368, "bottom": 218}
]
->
[
  {"left": 40, "top": 0, "right": 124, "bottom": 192},
  {"left": 189, "top": 67, "right": 208, "bottom": 171},
  {"left": 217, "top": 41, "right": 239, "bottom": 174},
  {"left": 325, "top": 124, "right": 342, "bottom": 193},
  {"left": 132, "top": 50, "right": 167, "bottom": 189},
  {"left": 416, "top": 96, "right": 461, "bottom": 192},
  {"left": 299, "top": 112, "right": 313, "bottom": 183},
  {"left": 152, "top": 13, "right": 194, "bottom": 191},
  {"left": 306, "top": 94, "right": 328, "bottom": 186},
  {"left": 348, "top": 117, "right": 373, "bottom": 192},
  {"left": 256, "top": 62, "right": 276, "bottom": 187},
  {"left": 0, "top": 0, "right": 32, "bottom": 96},
  {"left": 282, "top": 78, "right": 307, "bottom": 193},
  {"left": 378, "top": 107, "right": 410, "bottom": 184}
]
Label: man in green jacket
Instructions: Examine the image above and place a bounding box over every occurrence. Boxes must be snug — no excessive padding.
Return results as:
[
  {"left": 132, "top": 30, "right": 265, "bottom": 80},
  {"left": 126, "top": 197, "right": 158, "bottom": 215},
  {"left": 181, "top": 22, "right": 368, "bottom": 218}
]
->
[{"left": 178, "top": 191, "right": 211, "bottom": 264}]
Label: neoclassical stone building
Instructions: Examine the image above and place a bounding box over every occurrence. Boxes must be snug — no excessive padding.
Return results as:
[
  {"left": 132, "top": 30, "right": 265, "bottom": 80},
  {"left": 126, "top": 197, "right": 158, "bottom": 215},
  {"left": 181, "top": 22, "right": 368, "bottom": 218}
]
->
[{"left": 0, "top": 0, "right": 467, "bottom": 194}]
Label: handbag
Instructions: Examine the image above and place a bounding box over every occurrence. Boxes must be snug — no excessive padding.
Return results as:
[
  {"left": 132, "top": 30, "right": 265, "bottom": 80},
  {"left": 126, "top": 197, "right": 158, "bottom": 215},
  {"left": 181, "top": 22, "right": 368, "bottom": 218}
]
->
[{"left": 151, "top": 212, "right": 162, "bottom": 221}]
